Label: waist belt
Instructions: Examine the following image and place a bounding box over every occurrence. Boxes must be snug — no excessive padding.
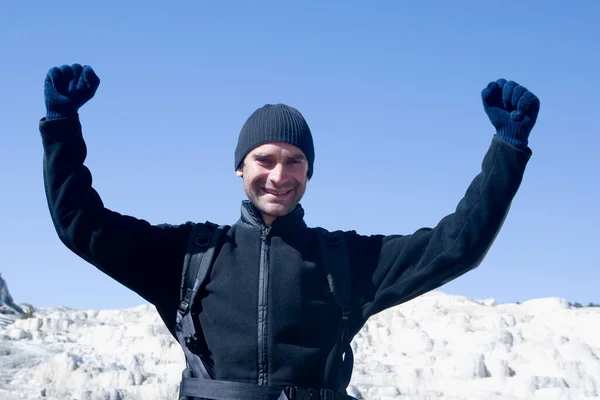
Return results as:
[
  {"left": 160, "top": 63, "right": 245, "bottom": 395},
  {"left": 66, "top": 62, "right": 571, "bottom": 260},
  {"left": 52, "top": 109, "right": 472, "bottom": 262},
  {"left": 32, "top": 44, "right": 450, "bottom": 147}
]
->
[{"left": 179, "top": 377, "right": 358, "bottom": 400}]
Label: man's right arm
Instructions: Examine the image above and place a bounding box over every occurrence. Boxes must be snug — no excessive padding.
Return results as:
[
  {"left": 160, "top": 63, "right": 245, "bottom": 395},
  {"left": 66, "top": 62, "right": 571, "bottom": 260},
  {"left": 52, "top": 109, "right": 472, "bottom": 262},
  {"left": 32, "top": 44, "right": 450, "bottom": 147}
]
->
[
  {"left": 40, "top": 116, "right": 193, "bottom": 307},
  {"left": 39, "top": 64, "right": 192, "bottom": 309}
]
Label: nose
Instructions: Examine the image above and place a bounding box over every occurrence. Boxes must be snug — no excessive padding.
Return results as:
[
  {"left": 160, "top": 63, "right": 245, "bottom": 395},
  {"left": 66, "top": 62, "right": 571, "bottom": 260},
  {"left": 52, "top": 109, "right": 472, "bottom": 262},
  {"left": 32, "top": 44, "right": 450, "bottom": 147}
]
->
[{"left": 269, "top": 163, "right": 287, "bottom": 184}]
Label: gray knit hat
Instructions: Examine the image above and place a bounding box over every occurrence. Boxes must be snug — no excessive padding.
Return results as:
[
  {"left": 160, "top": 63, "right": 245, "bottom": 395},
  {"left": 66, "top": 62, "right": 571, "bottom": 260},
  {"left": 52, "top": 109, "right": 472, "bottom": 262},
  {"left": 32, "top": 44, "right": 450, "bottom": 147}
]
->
[{"left": 234, "top": 104, "right": 315, "bottom": 179}]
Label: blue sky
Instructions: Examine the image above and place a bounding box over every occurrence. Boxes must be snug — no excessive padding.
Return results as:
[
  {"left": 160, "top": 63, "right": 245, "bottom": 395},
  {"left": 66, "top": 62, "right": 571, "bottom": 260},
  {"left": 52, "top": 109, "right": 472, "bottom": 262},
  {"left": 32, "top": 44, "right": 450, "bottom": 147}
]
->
[{"left": 1, "top": 1, "right": 598, "bottom": 310}]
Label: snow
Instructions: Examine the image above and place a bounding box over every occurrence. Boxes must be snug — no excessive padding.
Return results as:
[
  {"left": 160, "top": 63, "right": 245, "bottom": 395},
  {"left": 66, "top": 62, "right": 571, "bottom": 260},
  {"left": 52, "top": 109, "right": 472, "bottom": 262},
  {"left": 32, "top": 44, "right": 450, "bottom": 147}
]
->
[{"left": 1, "top": 292, "right": 599, "bottom": 400}]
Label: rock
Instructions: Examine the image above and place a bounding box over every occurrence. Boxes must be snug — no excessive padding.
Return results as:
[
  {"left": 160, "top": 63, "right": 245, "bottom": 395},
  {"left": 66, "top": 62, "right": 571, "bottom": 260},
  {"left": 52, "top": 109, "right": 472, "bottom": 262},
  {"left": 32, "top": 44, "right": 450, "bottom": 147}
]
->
[{"left": 0, "top": 274, "right": 25, "bottom": 327}]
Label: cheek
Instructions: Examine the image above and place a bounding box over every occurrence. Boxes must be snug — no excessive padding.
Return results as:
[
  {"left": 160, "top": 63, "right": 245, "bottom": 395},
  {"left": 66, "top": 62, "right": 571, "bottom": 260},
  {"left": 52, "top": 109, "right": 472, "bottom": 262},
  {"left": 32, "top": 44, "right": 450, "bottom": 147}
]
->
[
  {"left": 246, "top": 172, "right": 267, "bottom": 187},
  {"left": 291, "top": 164, "right": 308, "bottom": 181},
  {"left": 293, "top": 173, "right": 309, "bottom": 186}
]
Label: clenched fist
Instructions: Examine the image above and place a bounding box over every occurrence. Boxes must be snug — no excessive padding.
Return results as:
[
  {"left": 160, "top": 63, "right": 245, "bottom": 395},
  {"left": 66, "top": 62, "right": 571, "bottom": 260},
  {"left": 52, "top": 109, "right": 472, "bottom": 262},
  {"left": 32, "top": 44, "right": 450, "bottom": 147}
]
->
[
  {"left": 482, "top": 79, "right": 540, "bottom": 150},
  {"left": 44, "top": 64, "right": 100, "bottom": 120}
]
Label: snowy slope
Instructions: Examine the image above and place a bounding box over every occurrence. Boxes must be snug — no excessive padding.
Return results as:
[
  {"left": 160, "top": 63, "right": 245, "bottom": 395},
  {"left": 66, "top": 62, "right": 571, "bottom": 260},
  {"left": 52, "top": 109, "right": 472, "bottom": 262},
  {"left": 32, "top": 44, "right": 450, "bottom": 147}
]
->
[{"left": 1, "top": 292, "right": 599, "bottom": 400}]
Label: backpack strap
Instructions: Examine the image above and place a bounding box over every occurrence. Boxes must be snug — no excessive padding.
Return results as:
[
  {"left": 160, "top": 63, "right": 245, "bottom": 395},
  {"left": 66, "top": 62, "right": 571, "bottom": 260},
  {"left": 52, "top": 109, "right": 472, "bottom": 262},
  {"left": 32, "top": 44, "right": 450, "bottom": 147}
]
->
[
  {"left": 176, "top": 221, "right": 228, "bottom": 383},
  {"left": 315, "top": 227, "right": 355, "bottom": 393}
]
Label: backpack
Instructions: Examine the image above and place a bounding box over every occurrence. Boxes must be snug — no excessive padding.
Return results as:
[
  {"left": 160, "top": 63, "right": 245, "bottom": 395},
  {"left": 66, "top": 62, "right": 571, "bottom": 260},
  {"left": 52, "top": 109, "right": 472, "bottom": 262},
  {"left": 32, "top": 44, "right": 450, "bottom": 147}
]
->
[{"left": 175, "top": 221, "right": 357, "bottom": 400}]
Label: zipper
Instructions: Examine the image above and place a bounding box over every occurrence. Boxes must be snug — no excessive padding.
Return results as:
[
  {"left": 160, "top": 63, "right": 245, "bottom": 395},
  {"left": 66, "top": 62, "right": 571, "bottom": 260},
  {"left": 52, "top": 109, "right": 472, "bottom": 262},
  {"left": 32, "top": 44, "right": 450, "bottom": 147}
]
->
[{"left": 257, "top": 226, "right": 271, "bottom": 385}]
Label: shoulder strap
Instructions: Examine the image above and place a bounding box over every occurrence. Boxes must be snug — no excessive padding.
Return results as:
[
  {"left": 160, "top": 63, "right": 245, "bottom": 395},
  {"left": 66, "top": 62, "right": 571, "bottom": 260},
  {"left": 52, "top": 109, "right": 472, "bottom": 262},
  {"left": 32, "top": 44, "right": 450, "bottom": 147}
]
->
[
  {"left": 176, "top": 221, "right": 228, "bottom": 381},
  {"left": 180, "top": 221, "right": 227, "bottom": 310},
  {"left": 315, "top": 227, "right": 355, "bottom": 392},
  {"left": 316, "top": 228, "right": 352, "bottom": 319}
]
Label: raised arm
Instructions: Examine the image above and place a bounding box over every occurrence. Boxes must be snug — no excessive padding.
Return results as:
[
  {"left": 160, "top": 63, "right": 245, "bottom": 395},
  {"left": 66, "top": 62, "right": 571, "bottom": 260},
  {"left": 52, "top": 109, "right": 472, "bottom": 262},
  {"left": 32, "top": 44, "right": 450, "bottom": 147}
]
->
[
  {"left": 40, "top": 64, "right": 192, "bottom": 313},
  {"left": 348, "top": 79, "right": 540, "bottom": 323}
]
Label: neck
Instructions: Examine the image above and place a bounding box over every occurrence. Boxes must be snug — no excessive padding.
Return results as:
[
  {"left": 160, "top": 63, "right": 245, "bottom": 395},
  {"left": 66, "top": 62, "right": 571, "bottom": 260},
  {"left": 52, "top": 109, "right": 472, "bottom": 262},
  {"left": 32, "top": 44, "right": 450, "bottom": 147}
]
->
[{"left": 262, "top": 214, "right": 276, "bottom": 227}]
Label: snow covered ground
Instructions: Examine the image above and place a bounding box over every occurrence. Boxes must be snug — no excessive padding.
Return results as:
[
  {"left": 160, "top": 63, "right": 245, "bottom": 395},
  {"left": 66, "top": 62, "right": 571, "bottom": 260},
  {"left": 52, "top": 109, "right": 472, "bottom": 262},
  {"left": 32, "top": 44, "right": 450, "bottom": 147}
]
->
[{"left": 1, "top": 291, "right": 599, "bottom": 400}]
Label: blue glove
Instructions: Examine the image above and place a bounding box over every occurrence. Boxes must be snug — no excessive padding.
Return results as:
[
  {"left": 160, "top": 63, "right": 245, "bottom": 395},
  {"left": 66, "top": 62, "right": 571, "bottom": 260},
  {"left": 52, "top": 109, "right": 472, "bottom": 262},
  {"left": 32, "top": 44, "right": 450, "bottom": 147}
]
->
[
  {"left": 44, "top": 64, "right": 100, "bottom": 120},
  {"left": 481, "top": 79, "right": 540, "bottom": 150}
]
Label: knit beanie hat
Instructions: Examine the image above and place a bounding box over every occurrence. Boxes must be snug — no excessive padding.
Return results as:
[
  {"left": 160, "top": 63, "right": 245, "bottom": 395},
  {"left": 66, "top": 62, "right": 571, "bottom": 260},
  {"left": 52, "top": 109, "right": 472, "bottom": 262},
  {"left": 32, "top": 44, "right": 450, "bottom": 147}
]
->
[{"left": 235, "top": 104, "right": 315, "bottom": 179}]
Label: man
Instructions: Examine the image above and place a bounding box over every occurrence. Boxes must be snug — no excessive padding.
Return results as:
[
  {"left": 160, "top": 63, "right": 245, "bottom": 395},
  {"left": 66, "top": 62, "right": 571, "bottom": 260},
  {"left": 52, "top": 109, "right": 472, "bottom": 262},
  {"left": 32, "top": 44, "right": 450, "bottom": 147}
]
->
[{"left": 39, "top": 64, "right": 539, "bottom": 400}]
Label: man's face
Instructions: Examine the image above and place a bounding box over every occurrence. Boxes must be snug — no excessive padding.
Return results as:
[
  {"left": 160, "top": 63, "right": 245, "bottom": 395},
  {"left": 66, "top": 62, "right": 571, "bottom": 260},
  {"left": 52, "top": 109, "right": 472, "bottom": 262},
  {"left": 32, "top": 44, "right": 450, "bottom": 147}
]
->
[{"left": 236, "top": 142, "right": 309, "bottom": 226}]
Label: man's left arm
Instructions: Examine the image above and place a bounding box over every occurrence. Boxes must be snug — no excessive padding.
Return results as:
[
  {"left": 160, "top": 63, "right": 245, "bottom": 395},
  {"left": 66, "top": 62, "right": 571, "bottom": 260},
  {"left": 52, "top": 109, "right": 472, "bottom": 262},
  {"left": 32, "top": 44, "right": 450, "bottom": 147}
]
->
[{"left": 347, "top": 79, "right": 540, "bottom": 321}]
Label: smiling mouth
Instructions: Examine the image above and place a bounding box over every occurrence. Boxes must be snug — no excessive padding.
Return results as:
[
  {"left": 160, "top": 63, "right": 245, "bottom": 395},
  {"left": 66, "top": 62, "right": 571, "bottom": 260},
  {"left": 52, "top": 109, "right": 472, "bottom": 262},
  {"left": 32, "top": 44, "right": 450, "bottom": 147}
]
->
[{"left": 262, "top": 188, "right": 292, "bottom": 197}]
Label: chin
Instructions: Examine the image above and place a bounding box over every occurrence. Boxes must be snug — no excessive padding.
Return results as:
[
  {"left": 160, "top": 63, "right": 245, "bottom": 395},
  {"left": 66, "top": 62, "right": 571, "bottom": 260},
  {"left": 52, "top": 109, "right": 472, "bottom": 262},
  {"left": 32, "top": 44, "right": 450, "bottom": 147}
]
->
[
  {"left": 260, "top": 199, "right": 297, "bottom": 216},
  {"left": 262, "top": 204, "right": 289, "bottom": 216}
]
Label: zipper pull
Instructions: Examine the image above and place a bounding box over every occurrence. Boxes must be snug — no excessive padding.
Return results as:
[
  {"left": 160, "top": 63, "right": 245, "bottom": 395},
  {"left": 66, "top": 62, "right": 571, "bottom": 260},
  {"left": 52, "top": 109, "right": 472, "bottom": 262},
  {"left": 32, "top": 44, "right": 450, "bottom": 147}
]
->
[{"left": 261, "top": 227, "right": 271, "bottom": 241}]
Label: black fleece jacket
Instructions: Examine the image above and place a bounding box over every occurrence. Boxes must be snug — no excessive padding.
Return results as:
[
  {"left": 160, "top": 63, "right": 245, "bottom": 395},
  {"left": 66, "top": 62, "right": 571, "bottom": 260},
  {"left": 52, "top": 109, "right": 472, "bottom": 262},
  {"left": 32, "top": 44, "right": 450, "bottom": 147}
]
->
[{"left": 39, "top": 117, "right": 531, "bottom": 392}]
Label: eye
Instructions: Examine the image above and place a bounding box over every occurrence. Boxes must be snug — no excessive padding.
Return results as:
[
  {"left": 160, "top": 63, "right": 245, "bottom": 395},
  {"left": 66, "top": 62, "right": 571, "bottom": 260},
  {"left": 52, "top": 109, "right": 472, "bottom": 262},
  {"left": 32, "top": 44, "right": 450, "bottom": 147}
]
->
[{"left": 257, "top": 158, "right": 273, "bottom": 166}]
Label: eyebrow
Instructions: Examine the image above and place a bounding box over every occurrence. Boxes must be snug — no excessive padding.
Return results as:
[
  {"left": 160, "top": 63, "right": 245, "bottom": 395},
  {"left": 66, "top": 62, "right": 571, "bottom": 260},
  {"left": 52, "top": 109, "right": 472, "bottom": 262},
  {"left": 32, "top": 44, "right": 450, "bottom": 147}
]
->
[{"left": 253, "top": 152, "right": 306, "bottom": 160}]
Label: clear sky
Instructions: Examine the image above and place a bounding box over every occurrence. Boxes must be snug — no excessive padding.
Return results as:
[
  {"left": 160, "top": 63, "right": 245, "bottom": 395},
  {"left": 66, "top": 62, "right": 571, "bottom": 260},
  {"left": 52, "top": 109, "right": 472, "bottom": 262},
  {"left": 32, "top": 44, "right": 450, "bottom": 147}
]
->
[{"left": 1, "top": 1, "right": 598, "bottom": 310}]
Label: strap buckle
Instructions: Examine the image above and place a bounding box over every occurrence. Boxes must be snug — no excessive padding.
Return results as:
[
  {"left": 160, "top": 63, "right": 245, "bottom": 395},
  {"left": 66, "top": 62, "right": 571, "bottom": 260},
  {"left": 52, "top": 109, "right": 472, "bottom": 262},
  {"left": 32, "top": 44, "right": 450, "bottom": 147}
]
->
[
  {"left": 320, "top": 388, "right": 335, "bottom": 400},
  {"left": 285, "top": 385, "right": 334, "bottom": 400}
]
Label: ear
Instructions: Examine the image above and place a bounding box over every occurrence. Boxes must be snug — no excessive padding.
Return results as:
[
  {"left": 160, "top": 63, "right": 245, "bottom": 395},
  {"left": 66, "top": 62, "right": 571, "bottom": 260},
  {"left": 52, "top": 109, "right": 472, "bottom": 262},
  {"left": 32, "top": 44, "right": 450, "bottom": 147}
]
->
[{"left": 236, "top": 167, "right": 243, "bottom": 177}]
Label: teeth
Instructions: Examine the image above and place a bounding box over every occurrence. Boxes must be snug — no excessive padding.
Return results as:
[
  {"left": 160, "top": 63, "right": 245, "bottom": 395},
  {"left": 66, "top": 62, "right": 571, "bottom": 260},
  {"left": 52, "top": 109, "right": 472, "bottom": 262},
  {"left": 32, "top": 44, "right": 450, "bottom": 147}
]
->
[{"left": 266, "top": 189, "right": 288, "bottom": 195}]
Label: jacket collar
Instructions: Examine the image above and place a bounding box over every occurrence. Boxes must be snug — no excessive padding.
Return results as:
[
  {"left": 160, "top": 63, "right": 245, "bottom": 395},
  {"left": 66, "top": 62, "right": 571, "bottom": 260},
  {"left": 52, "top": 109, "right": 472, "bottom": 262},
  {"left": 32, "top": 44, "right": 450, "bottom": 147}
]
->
[{"left": 238, "top": 200, "right": 307, "bottom": 233}]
